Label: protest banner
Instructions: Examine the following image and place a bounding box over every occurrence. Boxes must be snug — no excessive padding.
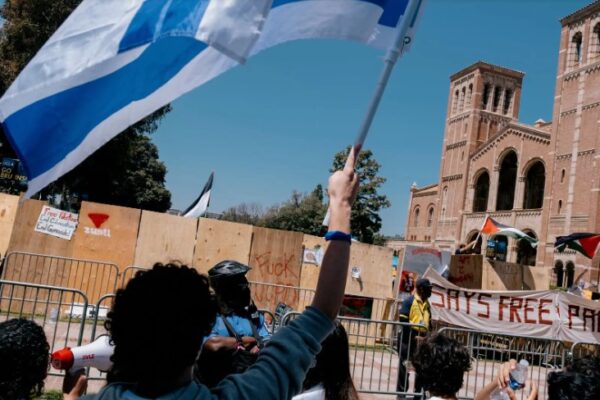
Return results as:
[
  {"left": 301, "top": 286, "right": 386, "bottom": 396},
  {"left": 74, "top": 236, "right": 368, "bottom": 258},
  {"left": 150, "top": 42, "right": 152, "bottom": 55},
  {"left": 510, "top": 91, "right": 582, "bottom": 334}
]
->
[
  {"left": 402, "top": 245, "right": 450, "bottom": 276},
  {"left": 424, "top": 268, "right": 600, "bottom": 343},
  {"left": 34, "top": 205, "right": 78, "bottom": 240}
]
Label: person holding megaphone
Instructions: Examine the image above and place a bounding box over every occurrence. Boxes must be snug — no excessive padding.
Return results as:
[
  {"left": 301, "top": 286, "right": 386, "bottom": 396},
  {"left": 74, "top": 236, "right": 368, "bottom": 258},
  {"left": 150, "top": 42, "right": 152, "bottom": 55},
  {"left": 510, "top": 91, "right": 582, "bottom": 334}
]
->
[{"left": 64, "top": 157, "right": 359, "bottom": 400}]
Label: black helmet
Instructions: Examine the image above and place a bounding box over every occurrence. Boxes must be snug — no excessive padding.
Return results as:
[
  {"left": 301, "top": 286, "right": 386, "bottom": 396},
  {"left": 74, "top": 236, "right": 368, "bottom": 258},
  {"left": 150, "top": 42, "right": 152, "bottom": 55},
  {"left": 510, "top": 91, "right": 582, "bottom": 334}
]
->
[{"left": 208, "top": 260, "right": 251, "bottom": 286}]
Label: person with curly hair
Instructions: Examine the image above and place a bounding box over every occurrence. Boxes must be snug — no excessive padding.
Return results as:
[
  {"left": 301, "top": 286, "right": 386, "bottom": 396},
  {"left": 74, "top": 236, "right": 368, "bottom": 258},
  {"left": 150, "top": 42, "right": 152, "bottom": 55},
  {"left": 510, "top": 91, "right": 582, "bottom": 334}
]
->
[
  {"left": 0, "top": 318, "right": 50, "bottom": 399},
  {"left": 65, "top": 155, "right": 359, "bottom": 400},
  {"left": 547, "top": 355, "right": 599, "bottom": 400},
  {"left": 411, "top": 333, "right": 472, "bottom": 400}
]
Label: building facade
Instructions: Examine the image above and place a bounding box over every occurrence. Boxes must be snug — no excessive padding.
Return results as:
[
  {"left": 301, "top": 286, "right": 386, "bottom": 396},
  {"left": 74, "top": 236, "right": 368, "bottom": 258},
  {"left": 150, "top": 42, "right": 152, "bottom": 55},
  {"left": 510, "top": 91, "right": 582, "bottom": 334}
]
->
[{"left": 404, "top": 1, "right": 600, "bottom": 287}]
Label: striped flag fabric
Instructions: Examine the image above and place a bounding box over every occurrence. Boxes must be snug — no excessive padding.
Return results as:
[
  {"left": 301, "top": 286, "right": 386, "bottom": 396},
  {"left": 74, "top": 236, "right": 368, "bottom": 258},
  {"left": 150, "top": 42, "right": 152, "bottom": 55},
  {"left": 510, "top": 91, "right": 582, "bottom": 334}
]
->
[
  {"left": 480, "top": 217, "right": 538, "bottom": 247},
  {"left": 183, "top": 172, "right": 214, "bottom": 218},
  {"left": 0, "top": 0, "right": 426, "bottom": 197},
  {"left": 555, "top": 233, "right": 600, "bottom": 259}
]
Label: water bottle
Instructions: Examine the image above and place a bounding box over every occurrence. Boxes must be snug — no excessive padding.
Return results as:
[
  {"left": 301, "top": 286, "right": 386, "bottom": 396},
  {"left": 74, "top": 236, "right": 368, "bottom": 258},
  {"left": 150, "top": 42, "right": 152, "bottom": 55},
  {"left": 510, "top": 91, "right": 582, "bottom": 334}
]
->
[
  {"left": 508, "top": 359, "right": 529, "bottom": 390},
  {"left": 489, "top": 359, "right": 528, "bottom": 400},
  {"left": 489, "top": 387, "right": 510, "bottom": 400}
]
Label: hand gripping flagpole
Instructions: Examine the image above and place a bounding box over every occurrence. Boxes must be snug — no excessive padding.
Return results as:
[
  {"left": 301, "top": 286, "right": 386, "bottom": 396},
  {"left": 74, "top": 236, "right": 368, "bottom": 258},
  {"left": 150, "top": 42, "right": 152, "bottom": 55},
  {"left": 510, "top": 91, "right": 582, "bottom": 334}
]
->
[{"left": 323, "top": 0, "right": 425, "bottom": 227}]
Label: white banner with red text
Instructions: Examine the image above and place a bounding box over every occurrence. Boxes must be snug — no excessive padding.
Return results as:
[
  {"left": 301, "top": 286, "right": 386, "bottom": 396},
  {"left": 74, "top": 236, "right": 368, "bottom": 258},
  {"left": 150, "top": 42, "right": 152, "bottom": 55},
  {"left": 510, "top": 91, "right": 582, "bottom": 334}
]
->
[{"left": 424, "top": 269, "right": 600, "bottom": 344}]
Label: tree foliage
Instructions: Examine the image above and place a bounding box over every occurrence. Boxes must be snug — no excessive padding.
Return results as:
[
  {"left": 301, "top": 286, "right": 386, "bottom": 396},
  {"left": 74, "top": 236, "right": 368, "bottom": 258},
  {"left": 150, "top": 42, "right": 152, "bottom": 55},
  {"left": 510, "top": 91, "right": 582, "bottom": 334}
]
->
[
  {"left": 221, "top": 147, "right": 390, "bottom": 244},
  {"left": 330, "top": 146, "right": 390, "bottom": 244},
  {"left": 0, "top": 0, "right": 172, "bottom": 211},
  {"left": 260, "top": 185, "right": 327, "bottom": 236}
]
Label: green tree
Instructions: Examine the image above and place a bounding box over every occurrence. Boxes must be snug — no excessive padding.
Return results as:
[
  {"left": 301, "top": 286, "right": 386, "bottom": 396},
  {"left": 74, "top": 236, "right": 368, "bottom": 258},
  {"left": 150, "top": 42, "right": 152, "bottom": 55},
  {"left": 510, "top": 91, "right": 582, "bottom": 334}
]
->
[
  {"left": 0, "top": 0, "right": 171, "bottom": 211},
  {"left": 261, "top": 185, "right": 327, "bottom": 236},
  {"left": 220, "top": 202, "right": 265, "bottom": 225},
  {"left": 330, "top": 146, "right": 390, "bottom": 244}
]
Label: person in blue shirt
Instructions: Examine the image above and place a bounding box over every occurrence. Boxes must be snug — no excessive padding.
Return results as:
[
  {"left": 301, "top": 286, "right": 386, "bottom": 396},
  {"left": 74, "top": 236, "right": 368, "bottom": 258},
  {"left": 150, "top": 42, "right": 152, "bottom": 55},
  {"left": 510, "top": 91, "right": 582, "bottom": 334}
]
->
[{"left": 205, "top": 260, "right": 271, "bottom": 347}]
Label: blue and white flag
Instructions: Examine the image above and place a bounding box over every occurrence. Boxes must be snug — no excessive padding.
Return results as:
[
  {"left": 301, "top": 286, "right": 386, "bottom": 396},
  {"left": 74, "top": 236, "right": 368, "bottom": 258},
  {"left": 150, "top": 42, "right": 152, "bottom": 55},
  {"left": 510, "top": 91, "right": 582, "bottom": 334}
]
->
[{"left": 0, "top": 0, "right": 426, "bottom": 197}]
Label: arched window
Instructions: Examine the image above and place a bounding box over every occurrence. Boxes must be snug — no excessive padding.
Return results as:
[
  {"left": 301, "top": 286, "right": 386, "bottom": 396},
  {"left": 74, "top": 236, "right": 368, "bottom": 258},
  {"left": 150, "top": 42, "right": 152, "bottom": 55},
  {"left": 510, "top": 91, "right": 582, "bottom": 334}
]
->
[
  {"left": 466, "top": 231, "right": 483, "bottom": 254},
  {"left": 466, "top": 84, "right": 473, "bottom": 109},
  {"left": 459, "top": 87, "right": 466, "bottom": 112},
  {"left": 591, "top": 23, "right": 600, "bottom": 60},
  {"left": 414, "top": 208, "right": 420, "bottom": 227},
  {"left": 558, "top": 200, "right": 563, "bottom": 214},
  {"left": 427, "top": 207, "right": 434, "bottom": 227},
  {"left": 482, "top": 83, "right": 491, "bottom": 109},
  {"left": 517, "top": 231, "right": 537, "bottom": 266},
  {"left": 554, "top": 261, "right": 564, "bottom": 288},
  {"left": 503, "top": 89, "right": 513, "bottom": 115},
  {"left": 565, "top": 261, "right": 575, "bottom": 288},
  {"left": 523, "top": 161, "right": 545, "bottom": 209},
  {"left": 571, "top": 32, "right": 583, "bottom": 67},
  {"left": 441, "top": 186, "right": 448, "bottom": 218},
  {"left": 473, "top": 171, "right": 490, "bottom": 212},
  {"left": 492, "top": 235, "right": 508, "bottom": 262},
  {"left": 560, "top": 169, "right": 566, "bottom": 183},
  {"left": 496, "top": 151, "right": 518, "bottom": 211},
  {"left": 492, "top": 86, "right": 502, "bottom": 112},
  {"left": 453, "top": 90, "right": 459, "bottom": 114}
]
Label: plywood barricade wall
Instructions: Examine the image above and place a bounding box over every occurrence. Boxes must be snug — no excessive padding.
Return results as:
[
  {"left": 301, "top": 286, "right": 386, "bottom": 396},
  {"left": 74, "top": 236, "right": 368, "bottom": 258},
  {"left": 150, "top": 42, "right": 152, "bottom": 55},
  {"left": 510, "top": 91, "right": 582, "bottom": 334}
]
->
[
  {"left": 298, "top": 234, "right": 326, "bottom": 310},
  {"left": 247, "top": 227, "right": 303, "bottom": 311},
  {"left": 449, "top": 255, "right": 484, "bottom": 289},
  {"left": 193, "top": 218, "right": 253, "bottom": 274},
  {"left": 0, "top": 193, "right": 20, "bottom": 257},
  {"left": 134, "top": 210, "right": 198, "bottom": 268},
  {"left": 70, "top": 201, "right": 141, "bottom": 302},
  {"left": 3, "top": 199, "right": 75, "bottom": 314}
]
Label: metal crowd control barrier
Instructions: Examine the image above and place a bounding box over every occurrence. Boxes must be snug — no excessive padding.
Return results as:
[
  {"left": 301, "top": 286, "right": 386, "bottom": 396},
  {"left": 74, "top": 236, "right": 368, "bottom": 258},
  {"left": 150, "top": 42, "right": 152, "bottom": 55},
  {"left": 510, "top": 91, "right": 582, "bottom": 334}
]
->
[
  {"left": 439, "top": 327, "right": 566, "bottom": 400},
  {"left": 2, "top": 251, "right": 119, "bottom": 301},
  {"left": 570, "top": 341, "right": 600, "bottom": 358},
  {"left": 281, "top": 311, "right": 426, "bottom": 397},
  {"left": 120, "top": 266, "right": 150, "bottom": 287},
  {"left": 0, "top": 279, "right": 89, "bottom": 379}
]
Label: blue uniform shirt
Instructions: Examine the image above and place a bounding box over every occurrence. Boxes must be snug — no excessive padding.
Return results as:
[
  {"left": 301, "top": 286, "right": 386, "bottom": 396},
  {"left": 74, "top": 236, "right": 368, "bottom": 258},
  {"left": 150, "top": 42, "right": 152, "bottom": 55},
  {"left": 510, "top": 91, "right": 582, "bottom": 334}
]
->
[{"left": 206, "top": 313, "right": 271, "bottom": 342}]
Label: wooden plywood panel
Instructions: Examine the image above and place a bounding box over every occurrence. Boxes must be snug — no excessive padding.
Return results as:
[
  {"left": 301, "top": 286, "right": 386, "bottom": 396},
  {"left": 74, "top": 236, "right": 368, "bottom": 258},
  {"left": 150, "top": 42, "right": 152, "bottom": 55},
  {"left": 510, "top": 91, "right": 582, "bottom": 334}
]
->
[
  {"left": 0, "top": 193, "right": 20, "bottom": 257},
  {"left": 449, "top": 255, "right": 483, "bottom": 289},
  {"left": 194, "top": 218, "right": 253, "bottom": 274},
  {"left": 7, "top": 199, "right": 74, "bottom": 258},
  {"left": 345, "top": 242, "right": 394, "bottom": 301},
  {"left": 247, "top": 227, "right": 304, "bottom": 310},
  {"left": 71, "top": 201, "right": 141, "bottom": 301},
  {"left": 5, "top": 199, "right": 75, "bottom": 287},
  {"left": 134, "top": 211, "right": 198, "bottom": 268},
  {"left": 483, "top": 260, "right": 522, "bottom": 290},
  {"left": 524, "top": 266, "right": 551, "bottom": 290},
  {"left": 297, "top": 234, "right": 326, "bottom": 311}
]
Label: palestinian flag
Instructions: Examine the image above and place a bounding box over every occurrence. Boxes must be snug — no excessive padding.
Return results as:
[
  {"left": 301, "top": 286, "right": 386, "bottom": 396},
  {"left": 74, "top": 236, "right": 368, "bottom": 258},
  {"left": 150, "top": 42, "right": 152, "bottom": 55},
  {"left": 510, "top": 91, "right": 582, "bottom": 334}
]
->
[
  {"left": 480, "top": 217, "right": 538, "bottom": 247},
  {"left": 555, "top": 233, "right": 600, "bottom": 259},
  {"left": 183, "top": 172, "right": 214, "bottom": 218}
]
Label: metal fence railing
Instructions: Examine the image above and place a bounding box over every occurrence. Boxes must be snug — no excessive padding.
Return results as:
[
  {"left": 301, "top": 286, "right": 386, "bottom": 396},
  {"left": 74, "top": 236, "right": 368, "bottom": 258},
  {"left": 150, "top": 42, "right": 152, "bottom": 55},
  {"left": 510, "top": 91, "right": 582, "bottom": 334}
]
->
[
  {"left": 439, "top": 327, "right": 566, "bottom": 400},
  {"left": 280, "top": 311, "right": 427, "bottom": 397},
  {"left": 0, "top": 279, "right": 90, "bottom": 379},
  {"left": 2, "top": 251, "right": 119, "bottom": 303},
  {"left": 570, "top": 341, "right": 600, "bottom": 359},
  {"left": 119, "top": 266, "right": 150, "bottom": 288}
]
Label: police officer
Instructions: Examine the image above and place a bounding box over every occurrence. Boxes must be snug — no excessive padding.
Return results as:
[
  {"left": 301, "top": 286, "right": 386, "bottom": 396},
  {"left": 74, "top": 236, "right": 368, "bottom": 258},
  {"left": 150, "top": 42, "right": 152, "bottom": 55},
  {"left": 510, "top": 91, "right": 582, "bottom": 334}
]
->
[
  {"left": 198, "top": 260, "right": 271, "bottom": 386},
  {"left": 396, "top": 278, "right": 432, "bottom": 398}
]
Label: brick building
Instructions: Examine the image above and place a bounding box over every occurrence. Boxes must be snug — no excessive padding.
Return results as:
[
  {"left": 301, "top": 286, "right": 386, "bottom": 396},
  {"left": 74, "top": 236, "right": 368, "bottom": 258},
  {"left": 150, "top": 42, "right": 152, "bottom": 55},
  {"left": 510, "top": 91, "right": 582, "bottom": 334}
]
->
[{"left": 403, "top": 1, "right": 600, "bottom": 287}]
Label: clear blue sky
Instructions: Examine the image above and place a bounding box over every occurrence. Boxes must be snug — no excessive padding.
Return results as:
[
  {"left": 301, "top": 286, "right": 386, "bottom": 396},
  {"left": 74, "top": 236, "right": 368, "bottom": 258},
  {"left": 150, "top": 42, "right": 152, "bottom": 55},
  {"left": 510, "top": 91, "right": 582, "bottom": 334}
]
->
[{"left": 153, "top": 0, "right": 591, "bottom": 236}]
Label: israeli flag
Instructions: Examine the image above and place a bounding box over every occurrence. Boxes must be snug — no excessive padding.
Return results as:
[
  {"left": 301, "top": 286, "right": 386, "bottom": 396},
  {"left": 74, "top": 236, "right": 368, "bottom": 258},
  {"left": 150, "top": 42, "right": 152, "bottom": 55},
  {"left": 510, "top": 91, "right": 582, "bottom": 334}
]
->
[{"left": 0, "top": 0, "right": 426, "bottom": 197}]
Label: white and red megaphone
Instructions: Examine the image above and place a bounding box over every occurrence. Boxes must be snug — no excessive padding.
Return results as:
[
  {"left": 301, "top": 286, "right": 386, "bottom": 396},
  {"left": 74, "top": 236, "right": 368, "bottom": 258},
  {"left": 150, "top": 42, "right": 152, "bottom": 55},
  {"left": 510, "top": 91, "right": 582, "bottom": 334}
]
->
[{"left": 51, "top": 335, "right": 114, "bottom": 374}]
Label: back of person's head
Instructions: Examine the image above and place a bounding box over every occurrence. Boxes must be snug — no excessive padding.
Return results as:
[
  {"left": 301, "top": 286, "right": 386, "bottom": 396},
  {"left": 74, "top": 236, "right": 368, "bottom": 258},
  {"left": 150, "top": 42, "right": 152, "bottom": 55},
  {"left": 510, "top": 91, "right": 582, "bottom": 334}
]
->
[
  {"left": 0, "top": 318, "right": 49, "bottom": 399},
  {"left": 412, "top": 333, "right": 471, "bottom": 397},
  {"left": 303, "top": 322, "right": 359, "bottom": 400},
  {"left": 105, "top": 263, "right": 217, "bottom": 383},
  {"left": 547, "top": 355, "right": 600, "bottom": 400}
]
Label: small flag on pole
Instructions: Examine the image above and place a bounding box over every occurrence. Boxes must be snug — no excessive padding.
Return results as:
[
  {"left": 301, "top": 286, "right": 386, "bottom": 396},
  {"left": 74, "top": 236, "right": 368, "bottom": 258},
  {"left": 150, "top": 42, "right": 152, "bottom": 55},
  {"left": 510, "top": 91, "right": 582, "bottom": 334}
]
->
[
  {"left": 183, "top": 172, "right": 214, "bottom": 218},
  {"left": 480, "top": 217, "right": 538, "bottom": 247},
  {"left": 555, "top": 233, "right": 600, "bottom": 259}
]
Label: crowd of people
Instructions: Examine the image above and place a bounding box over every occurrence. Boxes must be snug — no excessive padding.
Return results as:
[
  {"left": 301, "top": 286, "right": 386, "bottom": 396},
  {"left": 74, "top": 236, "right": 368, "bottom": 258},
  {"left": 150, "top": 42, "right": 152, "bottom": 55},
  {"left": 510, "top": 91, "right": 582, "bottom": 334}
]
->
[{"left": 0, "top": 164, "right": 599, "bottom": 400}]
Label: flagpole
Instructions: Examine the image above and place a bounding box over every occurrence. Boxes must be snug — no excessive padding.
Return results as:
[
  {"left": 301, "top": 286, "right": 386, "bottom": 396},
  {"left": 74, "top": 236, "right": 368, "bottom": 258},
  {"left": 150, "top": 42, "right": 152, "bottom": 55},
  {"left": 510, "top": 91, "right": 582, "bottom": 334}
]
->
[{"left": 323, "top": 0, "right": 424, "bottom": 226}]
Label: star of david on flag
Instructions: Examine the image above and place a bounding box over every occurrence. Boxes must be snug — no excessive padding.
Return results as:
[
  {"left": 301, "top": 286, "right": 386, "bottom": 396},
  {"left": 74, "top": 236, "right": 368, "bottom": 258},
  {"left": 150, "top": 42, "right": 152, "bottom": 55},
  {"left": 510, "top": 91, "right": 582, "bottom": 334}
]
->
[{"left": 0, "top": 0, "right": 426, "bottom": 197}]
